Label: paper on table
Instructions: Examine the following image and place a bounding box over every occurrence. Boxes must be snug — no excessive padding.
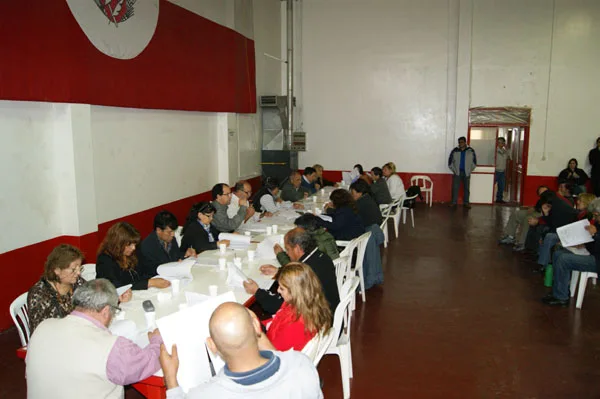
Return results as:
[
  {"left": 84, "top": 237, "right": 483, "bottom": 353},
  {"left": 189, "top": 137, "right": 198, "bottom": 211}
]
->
[
  {"left": 255, "top": 234, "right": 284, "bottom": 259},
  {"left": 108, "top": 319, "right": 138, "bottom": 341},
  {"left": 557, "top": 219, "right": 594, "bottom": 248},
  {"left": 185, "top": 291, "right": 210, "bottom": 306},
  {"left": 277, "top": 209, "right": 303, "bottom": 221},
  {"left": 218, "top": 233, "right": 251, "bottom": 250},
  {"left": 157, "top": 258, "right": 195, "bottom": 279},
  {"left": 226, "top": 263, "right": 250, "bottom": 288},
  {"left": 318, "top": 214, "right": 333, "bottom": 223},
  {"left": 116, "top": 284, "right": 132, "bottom": 296},
  {"left": 156, "top": 291, "right": 236, "bottom": 393}
]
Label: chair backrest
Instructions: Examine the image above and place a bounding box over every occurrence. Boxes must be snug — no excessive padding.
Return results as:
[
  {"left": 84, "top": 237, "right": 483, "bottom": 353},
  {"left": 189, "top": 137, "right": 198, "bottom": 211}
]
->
[
  {"left": 333, "top": 255, "right": 351, "bottom": 293},
  {"left": 380, "top": 201, "right": 394, "bottom": 221},
  {"left": 10, "top": 292, "right": 30, "bottom": 347},
  {"left": 353, "top": 231, "right": 372, "bottom": 276},
  {"left": 410, "top": 175, "right": 433, "bottom": 189},
  {"left": 332, "top": 276, "right": 360, "bottom": 339},
  {"left": 174, "top": 226, "right": 184, "bottom": 247},
  {"left": 302, "top": 327, "right": 336, "bottom": 366},
  {"left": 81, "top": 263, "right": 96, "bottom": 281}
]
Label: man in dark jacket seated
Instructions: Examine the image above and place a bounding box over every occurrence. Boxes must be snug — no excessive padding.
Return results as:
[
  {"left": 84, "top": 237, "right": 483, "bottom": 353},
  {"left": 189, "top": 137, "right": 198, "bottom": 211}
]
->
[
  {"left": 242, "top": 228, "right": 340, "bottom": 316},
  {"left": 139, "top": 210, "right": 196, "bottom": 277},
  {"left": 543, "top": 198, "right": 600, "bottom": 306}
]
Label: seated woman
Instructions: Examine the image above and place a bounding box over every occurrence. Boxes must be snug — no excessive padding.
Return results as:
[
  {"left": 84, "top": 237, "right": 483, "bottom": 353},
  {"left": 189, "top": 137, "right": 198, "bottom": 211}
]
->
[
  {"left": 370, "top": 167, "right": 393, "bottom": 205},
  {"left": 261, "top": 263, "right": 332, "bottom": 351},
  {"left": 253, "top": 177, "right": 302, "bottom": 214},
  {"left": 383, "top": 162, "right": 405, "bottom": 200},
  {"left": 544, "top": 198, "right": 600, "bottom": 306},
  {"left": 317, "top": 189, "right": 365, "bottom": 241},
  {"left": 27, "top": 244, "right": 86, "bottom": 333},
  {"left": 96, "top": 222, "right": 170, "bottom": 291},
  {"left": 180, "top": 202, "right": 230, "bottom": 253},
  {"left": 275, "top": 214, "right": 340, "bottom": 265},
  {"left": 350, "top": 180, "right": 383, "bottom": 227},
  {"left": 313, "top": 164, "right": 337, "bottom": 187},
  {"left": 353, "top": 164, "right": 373, "bottom": 185},
  {"left": 558, "top": 158, "right": 589, "bottom": 195}
]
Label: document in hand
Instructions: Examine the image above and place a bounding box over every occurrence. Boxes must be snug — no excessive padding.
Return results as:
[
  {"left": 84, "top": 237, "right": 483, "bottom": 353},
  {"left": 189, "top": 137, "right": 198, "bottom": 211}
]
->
[
  {"left": 156, "top": 257, "right": 195, "bottom": 280},
  {"left": 156, "top": 291, "right": 236, "bottom": 393},
  {"left": 256, "top": 234, "right": 285, "bottom": 259},
  {"left": 557, "top": 219, "right": 594, "bottom": 248},
  {"left": 218, "top": 233, "right": 251, "bottom": 250},
  {"left": 226, "top": 263, "right": 250, "bottom": 288}
]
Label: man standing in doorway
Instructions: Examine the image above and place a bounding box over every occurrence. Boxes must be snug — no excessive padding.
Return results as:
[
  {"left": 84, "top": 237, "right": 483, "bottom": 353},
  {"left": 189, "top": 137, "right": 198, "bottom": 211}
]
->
[
  {"left": 448, "top": 136, "right": 477, "bottom": 209},
  {"left": 495, "top": 137, "right": 511, "bottom": 204}
]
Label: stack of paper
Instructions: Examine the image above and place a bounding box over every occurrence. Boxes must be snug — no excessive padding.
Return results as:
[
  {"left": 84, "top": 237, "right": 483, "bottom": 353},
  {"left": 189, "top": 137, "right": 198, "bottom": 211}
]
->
[
  {"left": 557, "top": 220, "right": 594, "bottom": 247},
  {"left": 218, "top": 233, "right": 251, "bottom": 250},
  {"left": 256, "top": 234, "right": 284, "bottom": 259}
]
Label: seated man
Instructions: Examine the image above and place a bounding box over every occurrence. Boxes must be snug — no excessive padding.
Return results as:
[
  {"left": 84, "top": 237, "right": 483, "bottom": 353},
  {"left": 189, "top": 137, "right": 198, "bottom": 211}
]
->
[
  {"left": 159, "top": 302, "right": 323, "bottom": 398},
  {"left": 243, "top": 227, "right": 340, "bottom": 315},
  {"left": 280, "top": 171, "right": 309, "bottom": 202},
  {"left": 370, "top": 167, "right": 393, "bottom": 205},
  {"left": 499, "top": 185, "right": 548, "bottom": 251},
  {"left": 543, "top": 198, "right": 600, "bottom": 306},
  {"left": 139, "top": 211, "right": 196, "bottom": 277},
  {"left": 26, "top": 279, "right": 162, "bottom": 399},
  {"left": 211, "top": 183, "right": 255, "bottom": 233},
  {"left": 227, "top": 181, "right": 255, "bottom": 222},
  {"left": 301, "top": 166, "right": 319, "bottom": 194},
  {"left": 313, "top": 164, "right": 336, "bottom": 188}
]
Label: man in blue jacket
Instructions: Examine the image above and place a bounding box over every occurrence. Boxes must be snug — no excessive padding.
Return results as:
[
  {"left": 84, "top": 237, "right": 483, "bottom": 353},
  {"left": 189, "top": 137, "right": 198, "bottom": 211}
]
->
[
  {"left": 301, "top": 166, "right": 319, "bottom": 194},
  {"left": 448, "top": 136, "right": 477, "bottom": 209}
]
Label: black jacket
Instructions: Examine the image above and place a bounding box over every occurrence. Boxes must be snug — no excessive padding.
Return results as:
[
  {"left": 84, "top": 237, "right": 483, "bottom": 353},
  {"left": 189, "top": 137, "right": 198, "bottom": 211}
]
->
[
  {"left": 316, "top": 176, "right": 335, "bottom": 188},
  {"left": 356, "top": 194, "right": 383, "bottom": 227},
  {"left": 370, "top": 178, "right": 392, "bottom": 205},
  {"left": 138, "top": 231, "right": 184, "bottom": 277},
  {"left": 589, "top": 148, "right": 600, "bottom": 177},
  {"left": 317, "top": 207, "right": 365, "bottom": 241},
  {"left": 251, "top": 186, "right": 274, "bottom": 213},
  {"left": 181, "top": 221, "right": 221, "bottom": 253},
  {"left": 254, "top": 249, "right": 340, "bottom": 315},
  {"left": 96, "top": 253, "right": 150, "bottom": 290},
  {"left": 542, "top": 193, "right": 579, "bottom": 232},
  {"left": 558, "top": 168, "right": 588, "bottom": 186}
]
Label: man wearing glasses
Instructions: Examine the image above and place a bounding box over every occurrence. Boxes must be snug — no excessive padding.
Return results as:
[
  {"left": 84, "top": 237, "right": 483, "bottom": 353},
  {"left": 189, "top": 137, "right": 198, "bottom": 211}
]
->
[
  {"left": 212, "top": 183, "right": 255, "bottom": 233},
  {"left": 227, "top": 180, "right": 256, "bottom": 222}
]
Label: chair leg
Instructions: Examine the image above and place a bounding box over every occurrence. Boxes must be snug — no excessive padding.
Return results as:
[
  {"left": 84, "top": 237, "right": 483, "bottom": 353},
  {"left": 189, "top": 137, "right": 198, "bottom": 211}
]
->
[
  {"left": 402, "top": 208, "right": 407, "bottom": 224},
  {"left": 576, "top": 273, "right": 590, "bottom": 309},
  {"left": 358, "top": 265, "right": 366, "bottom": 303},
  {"left": 339, "top": 346, "right": 351, "bottom": 399},
  {"left": 347, "top": 343, "right": 354, "bottom": 379},
  {"left": 393, "top": 215, "right": 399, "bottom": 238},
  {"left": 593, "top": 278, "right": 597, "bottom": 286},
  {"left": 410, "top": 209, "right": 414, "bottom": 228},
  {"left": 570, "top": 271, "right": 580, "bottom": 298}
]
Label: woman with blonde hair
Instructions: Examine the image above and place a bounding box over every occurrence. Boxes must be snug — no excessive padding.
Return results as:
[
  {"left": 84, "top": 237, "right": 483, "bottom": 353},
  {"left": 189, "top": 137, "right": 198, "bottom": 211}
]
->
[
  {"left": 96, "top": 222, "right": 170, "bottom": 293},
  {"left": 261, "top": 262, "right": 333, "bottom": 351},
  {"left": 382, "top": 161, "right": 405, "bottom": 200},
  {"left": 27, "top": 244, "right": 86, "bottom": 333}
]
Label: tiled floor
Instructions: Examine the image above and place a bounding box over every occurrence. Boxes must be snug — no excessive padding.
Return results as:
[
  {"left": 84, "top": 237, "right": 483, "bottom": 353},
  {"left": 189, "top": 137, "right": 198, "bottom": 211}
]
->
[{"left": 4, "top": 204, "right": 600, "bottom": 398}]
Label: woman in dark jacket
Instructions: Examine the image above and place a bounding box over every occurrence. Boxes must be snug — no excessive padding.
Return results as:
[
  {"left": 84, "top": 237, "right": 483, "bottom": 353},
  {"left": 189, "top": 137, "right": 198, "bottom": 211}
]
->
[
  {"left": 180, "top": 202, "right": 229, "bottom": 253},
  {"left": 350, "top": 180, "right": 383, "bottom": 227},
  {"left": 317, "top": 189, "right": 365, "bottom": 240},
  {"left": 558, "top": 158, "right": 588, "bottom": 195},
  {"left": 588, "top": 137, "right": 600, "bottom": 196},
  {"left": 96, "top": 222, "right": 170, "bottom": 290}
]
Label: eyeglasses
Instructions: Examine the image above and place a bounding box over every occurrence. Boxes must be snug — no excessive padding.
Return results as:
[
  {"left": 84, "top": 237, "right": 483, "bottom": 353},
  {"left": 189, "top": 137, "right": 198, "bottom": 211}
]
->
[
  {"left": 110, "top": 304, "right": 122, "bottom": 314},
  {"left": 67, "top": 266, "right": 82, "bottom": 275}
]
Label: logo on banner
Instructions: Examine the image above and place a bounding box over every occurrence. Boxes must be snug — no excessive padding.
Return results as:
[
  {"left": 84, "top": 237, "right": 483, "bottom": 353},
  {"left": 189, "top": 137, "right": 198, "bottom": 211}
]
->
[{"left": 94, "top": 0, "right": 136, "bottom": 26}]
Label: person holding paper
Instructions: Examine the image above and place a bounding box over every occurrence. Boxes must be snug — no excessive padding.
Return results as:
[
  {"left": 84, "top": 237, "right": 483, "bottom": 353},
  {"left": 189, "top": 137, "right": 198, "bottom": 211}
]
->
[
  {"left": 313, "top": 164, "right": 337, "bottom": 188},
  {"left": 97, "top": 222, "right": 171, "bottom": 291},
  {"left": 353, "top": 164, "right": 373, "bottom": 185},
  {"left": 280, "top": 171, "right": 309, "bottom": 202},
  {"left": 180, "top": 202, "right": 230, "bottom": 253},
  {"left": 253, "top": 178, "right": 304, "bottom": 214},
  {"left": 316, "top": 189, "right": 365, "bottom": 241},
  {"left": 212, "top": 183, "right": 255, "bottom": 233},
  {"left": 139, "top": 211, "right": 196, "bottom": 277},
  {"left": 228, "top": 181, "right": 255, "bottom": 221},
  {"left": 543, "top": 199, "right": 600, "bottom": 306},
  {"left": 158, "top": 302, "right": 323, "bottom": 399},
  {"left": 26, "top": 279, "right": 163, "bottom": 399}
]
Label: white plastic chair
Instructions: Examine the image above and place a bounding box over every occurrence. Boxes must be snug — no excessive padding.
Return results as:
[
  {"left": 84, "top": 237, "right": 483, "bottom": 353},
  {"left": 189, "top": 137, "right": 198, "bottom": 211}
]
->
[
  {"left": 324, "top": 276, "right": 360, "bottom": 399},
  {"left": 81, "top": 263, "right": 96, "bottom": 281},
  {"left": 174, "top": 226, "right": 183, "bottom": 247},
  {"left": 333, "top": 255, "right": 351, "bottom": 293},
  {"left": 302, "top": 328, "right": 336, "bottom": 367},
  {"left": 340, "top": 231, "right": 371, "bottom": 304},
  {"left": 401, "top": 193, "right": 419, "bottom": 229},
  {"left": 410, "top": 175, "right": 434, "bottom": 207},
  {"left": 569, "top": 271, "right": 599, "bottom": 309},
  {"left": 387, "top": 195, "right": 405, "bottom": 238},
  {"left": 10, "top": 292, "right": 30, "bottom": 347},
  {"left": 379, "top": 202, "right": 394, "bottom": 248}
]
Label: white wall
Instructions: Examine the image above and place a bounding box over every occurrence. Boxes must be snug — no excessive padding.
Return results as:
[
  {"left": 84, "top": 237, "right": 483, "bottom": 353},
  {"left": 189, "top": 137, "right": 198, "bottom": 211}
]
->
[{"left": 299, "top": 0, "right": 600, "bottom": 177}]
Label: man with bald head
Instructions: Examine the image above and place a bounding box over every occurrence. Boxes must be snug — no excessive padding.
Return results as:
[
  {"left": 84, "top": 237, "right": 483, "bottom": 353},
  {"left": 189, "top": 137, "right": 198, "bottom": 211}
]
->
[
  {"left": 159, "top": 302, "right": 322, "bottom": 398},
  {"left": 281, "top": 171, "right": 309, "bottom": 202}
]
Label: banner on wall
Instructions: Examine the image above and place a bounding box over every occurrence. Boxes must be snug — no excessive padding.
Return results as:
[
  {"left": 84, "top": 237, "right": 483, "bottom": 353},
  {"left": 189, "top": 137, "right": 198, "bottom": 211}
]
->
[{"left": 0, "top": 0, "right": 256, "bottom": 113}]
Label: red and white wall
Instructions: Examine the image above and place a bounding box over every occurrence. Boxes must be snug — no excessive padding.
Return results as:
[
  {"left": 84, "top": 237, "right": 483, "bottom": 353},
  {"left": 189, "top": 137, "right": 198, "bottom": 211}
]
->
[
  {"left": 0, "top": 0, "right": 282, "bottom": 330},
  {"left": 297, "top": 0, "right": 600, "bottom": 206}
]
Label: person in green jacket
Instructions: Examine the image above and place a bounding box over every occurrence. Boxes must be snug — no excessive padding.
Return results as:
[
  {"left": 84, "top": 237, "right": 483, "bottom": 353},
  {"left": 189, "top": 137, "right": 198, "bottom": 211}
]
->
[{"left": 275, "top": 214, "right": 340, "bottom": 265}]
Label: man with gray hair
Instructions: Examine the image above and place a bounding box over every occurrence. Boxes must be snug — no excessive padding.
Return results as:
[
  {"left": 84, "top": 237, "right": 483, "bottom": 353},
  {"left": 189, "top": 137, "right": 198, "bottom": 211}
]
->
[
  {"left": 280, "top": 171, "right": 309, "bottom": 202},
  {"left": 26, "top": 279, "right": 162, "bottom": 399}
]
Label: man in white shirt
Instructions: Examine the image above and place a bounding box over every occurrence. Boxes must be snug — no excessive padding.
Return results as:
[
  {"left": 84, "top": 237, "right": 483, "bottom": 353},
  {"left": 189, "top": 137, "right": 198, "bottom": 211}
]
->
[
  {"left": 228, "top": 180, "right": 254, "bottom": 219},
  {"left": 159, "top": 302, "right": 322, "bottom": 399}
]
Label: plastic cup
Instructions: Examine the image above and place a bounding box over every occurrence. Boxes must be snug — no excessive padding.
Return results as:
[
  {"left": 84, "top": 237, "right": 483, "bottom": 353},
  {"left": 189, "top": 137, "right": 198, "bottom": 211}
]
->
[
  {"left": 234, "top": 257, "right": 242, "bottom": 267},
  {"left": 315, "top": 208, "right": 322, "bottom": 215},
  {"left": 266, "top": 226, "right": 273, "bottom": 235},
  {"left": 209, "top": 285, "right": 218, "bottom": 297},
  {"left": 244, "top": 231, "right": 252, "bottom": 236},
  {"left": 312, "top": 196, "right": 317, "bottom": 202},
  {"left": 321, "top": 188, "right": 325, "bottom": 195},
  {"left": 272, "top": 225, "right": 279, "bottom": 234},
  {"left": 218, "top": 258, "right": 227, "bottom": 270},
  {"left": 171, "top": 279, "right": 180, "bottom": 295},
  {"left": 247, "top": 250, "right": 255, "bottom": 261},
  {"left": 219, "top": 244, "right": 227, "bottom": 255},
  {"left": 115, "top": 310, "right": 126, "bottom": 321},
  {"left": 144, "top": 311, "right": 156, "bottom": 329}
]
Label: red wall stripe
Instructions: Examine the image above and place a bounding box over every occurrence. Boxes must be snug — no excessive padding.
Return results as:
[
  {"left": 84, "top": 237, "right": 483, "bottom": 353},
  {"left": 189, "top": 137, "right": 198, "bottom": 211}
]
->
[{"left": 0, "top": 0, "right": 256, "bottom": 113}]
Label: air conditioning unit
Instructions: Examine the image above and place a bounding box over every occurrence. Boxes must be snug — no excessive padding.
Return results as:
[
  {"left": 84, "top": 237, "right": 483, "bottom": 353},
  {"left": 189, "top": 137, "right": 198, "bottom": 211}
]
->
[{"left": 259, "top": 95, "right": 296, "bottom": 108}]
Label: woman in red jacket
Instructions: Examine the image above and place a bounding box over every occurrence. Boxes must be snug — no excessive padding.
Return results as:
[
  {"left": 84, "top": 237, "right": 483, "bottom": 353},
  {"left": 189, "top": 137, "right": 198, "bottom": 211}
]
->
[{"left": 262, "top": 262, "right": 333, "bottom": 351}]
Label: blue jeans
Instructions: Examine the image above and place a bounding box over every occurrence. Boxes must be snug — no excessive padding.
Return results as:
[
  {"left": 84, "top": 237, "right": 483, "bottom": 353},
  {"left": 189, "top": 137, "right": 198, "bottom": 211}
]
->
[
  {"left": 495, "top": 171, "right": 505, "bottom": 201},
  {"left": 537, "top": 233, "right": 560, "bottom": 267},
  {"left": 552, "top": 249, "right": 598, "bottom": 300},
  {"left": 451, "top": 171, "right": 470, "bottom": 205}
]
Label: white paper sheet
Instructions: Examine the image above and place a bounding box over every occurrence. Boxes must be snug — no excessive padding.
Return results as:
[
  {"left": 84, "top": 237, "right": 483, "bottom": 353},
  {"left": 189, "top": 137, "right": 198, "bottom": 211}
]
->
[
  {"left": 157, "top": 258, "right": 195, "bottom": 279},
  {"left": 218, "top": 233, "right": 251, "bottom": 250},
  {"left": 565, "top": 246, "right": 591, "bottom": 256},
  {"left": 156, "top": 291, "right": 236, "bottom": 393},
  {"left": 116, "top": 284, "right": 132, "bottom": 296},
  {"left": 255, "top": 234, "right": 284, "bottom": 259},
  {"left": 318, "top": 214, "right": 333, "bottom": 223},
  {"left": 557, "top": 219, "right": 594, "bottom": 247},
  {"left": 185, "top": 291, "right": 210, "bottom": 306},
  {"left": 108, "top": 319, "right": 138, "bottom": 341},
  {"left": 226, "top": 263, "right": 250, "bottom": 288}
]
